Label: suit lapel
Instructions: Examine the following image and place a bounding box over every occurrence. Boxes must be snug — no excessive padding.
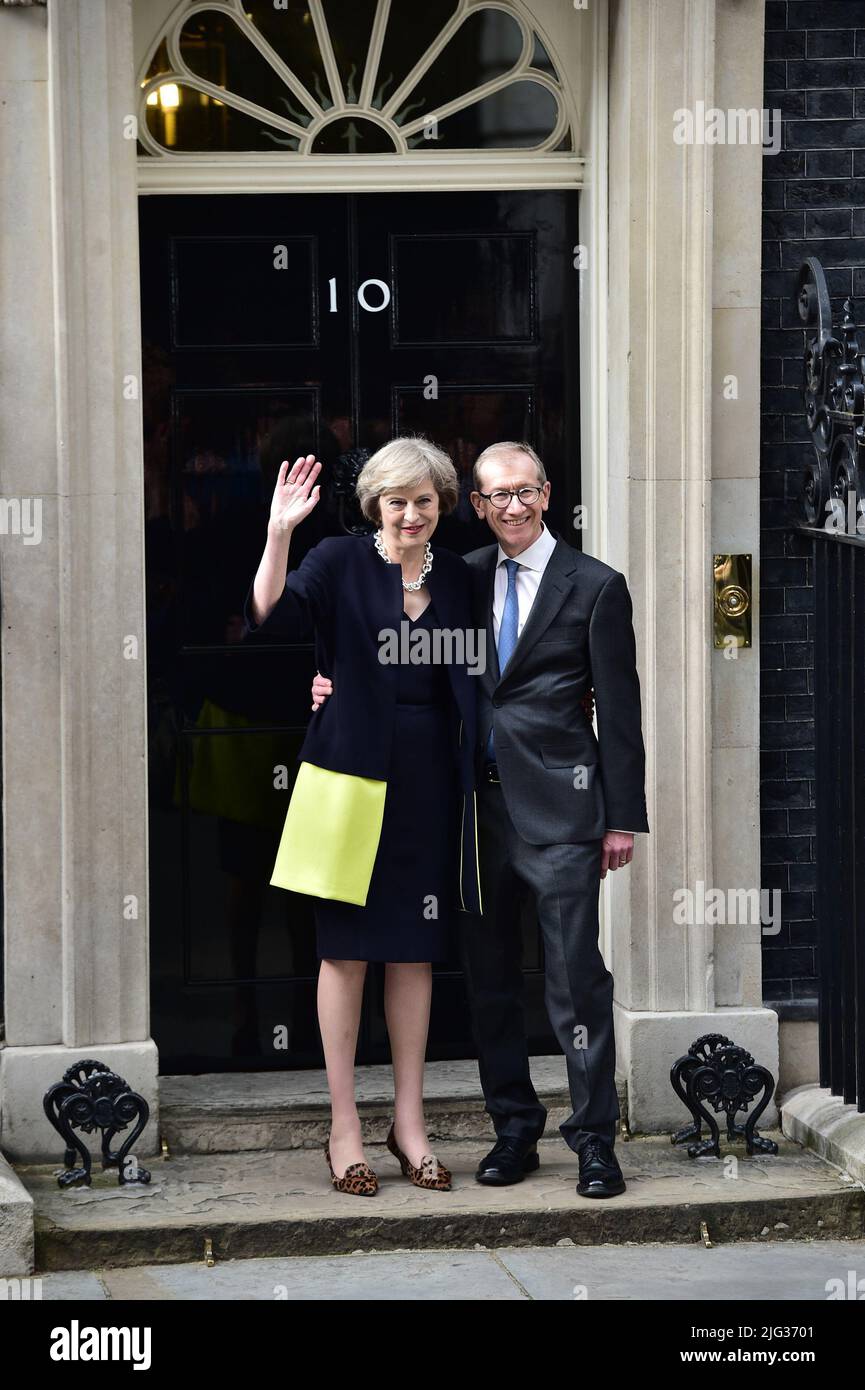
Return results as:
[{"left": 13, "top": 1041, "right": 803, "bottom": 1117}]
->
[
  {"left": 466, "top": 546, "right": 499, "bottom": 691},
  {"left": 495, "top": 537, "right": 577, "bottom": 689},
  {"left": 484, "top": 551, "right": 500, "bottom": 687}
]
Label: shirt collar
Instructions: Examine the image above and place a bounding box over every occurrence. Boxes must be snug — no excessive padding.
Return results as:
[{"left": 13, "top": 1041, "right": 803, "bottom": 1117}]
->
[{"left": 496, "top": 520, "right": 556, "bottom": 572}]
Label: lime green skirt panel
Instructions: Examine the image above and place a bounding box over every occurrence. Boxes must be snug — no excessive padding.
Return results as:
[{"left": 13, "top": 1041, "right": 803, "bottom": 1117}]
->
[{"left": 270, "top": 762, "right": 387, "bottom": 906}]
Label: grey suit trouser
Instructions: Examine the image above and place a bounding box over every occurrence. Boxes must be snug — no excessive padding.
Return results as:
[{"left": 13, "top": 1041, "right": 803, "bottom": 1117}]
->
[{"left": 459, "top": 780, "right": 620, "bottom": 1153}]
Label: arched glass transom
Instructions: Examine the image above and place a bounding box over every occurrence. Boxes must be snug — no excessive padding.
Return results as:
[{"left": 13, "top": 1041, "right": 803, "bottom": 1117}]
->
[{"left": 137, "top": 0, "right": 574, "bottom": 156}]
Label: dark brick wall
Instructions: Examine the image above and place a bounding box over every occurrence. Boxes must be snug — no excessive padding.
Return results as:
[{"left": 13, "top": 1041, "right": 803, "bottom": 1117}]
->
[{"left": 760, "top": 1, "right": 865, "bottom": 1017}]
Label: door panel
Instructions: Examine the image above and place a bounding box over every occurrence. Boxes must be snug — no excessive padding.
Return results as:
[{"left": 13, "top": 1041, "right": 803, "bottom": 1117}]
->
[
  {"left": 170, "top": 236, "right": 319, "bottom": 348},
  {"left": 356, "top": 191, "right": 579, "bottom": 555},
  {"left": 140, "top": 190, "right": 580, "bottom": 1072},
  {"left": 391, "top": 233, "right": 536, "bottom": 344}
]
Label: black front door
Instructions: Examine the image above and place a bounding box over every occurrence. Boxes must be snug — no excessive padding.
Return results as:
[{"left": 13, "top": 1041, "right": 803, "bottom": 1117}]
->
[{"left": 140, "top": 190, "right": 580, "bottom": 1072}]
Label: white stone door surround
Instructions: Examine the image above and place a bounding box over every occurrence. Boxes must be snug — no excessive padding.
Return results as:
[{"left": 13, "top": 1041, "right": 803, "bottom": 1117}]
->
[{"left": 0, "top": 0, "right": 775, "bottom": 1159}]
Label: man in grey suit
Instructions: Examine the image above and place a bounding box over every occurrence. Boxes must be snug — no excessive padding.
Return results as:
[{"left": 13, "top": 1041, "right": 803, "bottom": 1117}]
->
[
  {"left": 312, "top": 439, "right": 648, "bottom": 1197},
  {"left": 462, "top": 440, "right": 648, "bottom": 1198}
]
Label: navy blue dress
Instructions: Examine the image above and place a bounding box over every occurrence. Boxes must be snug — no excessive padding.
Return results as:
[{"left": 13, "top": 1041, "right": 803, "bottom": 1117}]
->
[
  {"left": 315, "top": 599, "right": 459, "bottom": 962},
  {"left": 242, "top": 533, "right": 481, "bottom": 916}
]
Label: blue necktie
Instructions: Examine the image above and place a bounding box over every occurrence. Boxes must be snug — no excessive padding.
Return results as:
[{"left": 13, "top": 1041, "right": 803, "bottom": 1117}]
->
[{"left": 487, "top": 558, "right": 520, "bottom": 762}]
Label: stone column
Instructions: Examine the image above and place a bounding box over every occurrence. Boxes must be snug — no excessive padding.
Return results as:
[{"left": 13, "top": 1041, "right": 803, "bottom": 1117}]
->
[
  {"left": 607, "top": 0, "right": 778, "bottom": 1130},
  {"left": 0, "top": 0, "right": 157, "bottom": 1160}
]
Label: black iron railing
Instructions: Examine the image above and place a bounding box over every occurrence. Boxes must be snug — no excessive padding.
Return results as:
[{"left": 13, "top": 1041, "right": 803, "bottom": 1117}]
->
[{"left": 795, "top": 257, "right": 865, "bottom": 1111}]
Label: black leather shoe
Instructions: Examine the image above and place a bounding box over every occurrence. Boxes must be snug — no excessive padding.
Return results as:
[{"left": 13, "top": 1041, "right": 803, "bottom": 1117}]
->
[
  {"left": 576, "top": 1135, "right": 626, "bottom": 1197},
  {"left": 475, "top": 1136, "right": 541, "bottom": 1186}
]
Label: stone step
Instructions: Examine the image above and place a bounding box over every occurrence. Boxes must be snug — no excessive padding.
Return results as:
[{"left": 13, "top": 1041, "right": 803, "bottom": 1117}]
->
[
  {"left": 158, "top": 1057, "right": 621, "bottom": 1154},
  {"left": 19, "top": 1131, "right": 863, "bottom": 1272}
]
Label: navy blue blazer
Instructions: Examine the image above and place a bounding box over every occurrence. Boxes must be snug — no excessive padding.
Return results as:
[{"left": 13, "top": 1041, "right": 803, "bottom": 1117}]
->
[{"left": 242, "top": 531, "right": 482, "bottom": 913}]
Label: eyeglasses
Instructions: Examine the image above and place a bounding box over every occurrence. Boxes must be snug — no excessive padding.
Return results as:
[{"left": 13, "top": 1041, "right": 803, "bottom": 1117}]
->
[{"left": 477, "top": 486, "right": 543, "bottom": 509}]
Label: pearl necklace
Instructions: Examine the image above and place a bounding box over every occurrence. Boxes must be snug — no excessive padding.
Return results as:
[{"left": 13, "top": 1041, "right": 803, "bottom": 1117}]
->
[{"left": 374, "top": 529, "right": 433, "bottom": 591}]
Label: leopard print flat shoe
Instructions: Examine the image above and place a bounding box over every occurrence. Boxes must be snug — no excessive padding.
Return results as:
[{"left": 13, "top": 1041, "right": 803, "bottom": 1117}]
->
[
  {"left": 324, "top": 1143, "right": 378, "bottom": 1196},
  {"left": 386, "top": 1124, "right": 452, "bottom": 1191}
]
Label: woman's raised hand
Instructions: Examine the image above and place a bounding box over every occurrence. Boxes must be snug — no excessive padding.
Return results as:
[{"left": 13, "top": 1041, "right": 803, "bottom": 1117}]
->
[{"left": 269, "top": 454, "right": 322, "bottom": 534}]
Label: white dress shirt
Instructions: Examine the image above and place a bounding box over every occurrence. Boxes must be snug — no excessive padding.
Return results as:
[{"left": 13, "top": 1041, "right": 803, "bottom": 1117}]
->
[
  {"left": 491, "top": 520, "right": 557, "bottom": 642},
  {"left": 491, "top": 521, "right": 636, "bottom": 836}
]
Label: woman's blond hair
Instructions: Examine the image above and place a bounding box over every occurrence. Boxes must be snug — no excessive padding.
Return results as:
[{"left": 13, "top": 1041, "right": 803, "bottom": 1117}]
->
[{"left": 356, "top": 436, "right": 459, "bottom": 524}]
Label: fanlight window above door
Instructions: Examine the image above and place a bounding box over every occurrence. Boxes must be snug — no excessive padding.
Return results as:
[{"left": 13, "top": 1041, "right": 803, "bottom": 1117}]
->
[{"left": 138, "top": 0, "right": 573, "bottom": 156}]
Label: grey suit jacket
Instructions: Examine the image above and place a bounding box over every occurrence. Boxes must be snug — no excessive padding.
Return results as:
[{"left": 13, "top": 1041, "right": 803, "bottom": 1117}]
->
[{"left": 464, "top": 533, "right": 650, "bottom": 845}]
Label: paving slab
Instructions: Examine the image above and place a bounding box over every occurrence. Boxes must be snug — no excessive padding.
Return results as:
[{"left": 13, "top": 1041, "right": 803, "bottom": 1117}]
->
[
  {"left": 12, "top": 1270, "right": 107, "bottom": 1301},
  {"left": 103, "top": 1250, "right": 525, "bottom": 1301},
  {"left": 29, "top": 1238, "right": 865, "bottom": 1302},
  {"left": 496, "top": 1239, "right": 865, "bottom": 1301},
  {"left": 15, "top": 1131, "right": 865, "bottom": 1271}
]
